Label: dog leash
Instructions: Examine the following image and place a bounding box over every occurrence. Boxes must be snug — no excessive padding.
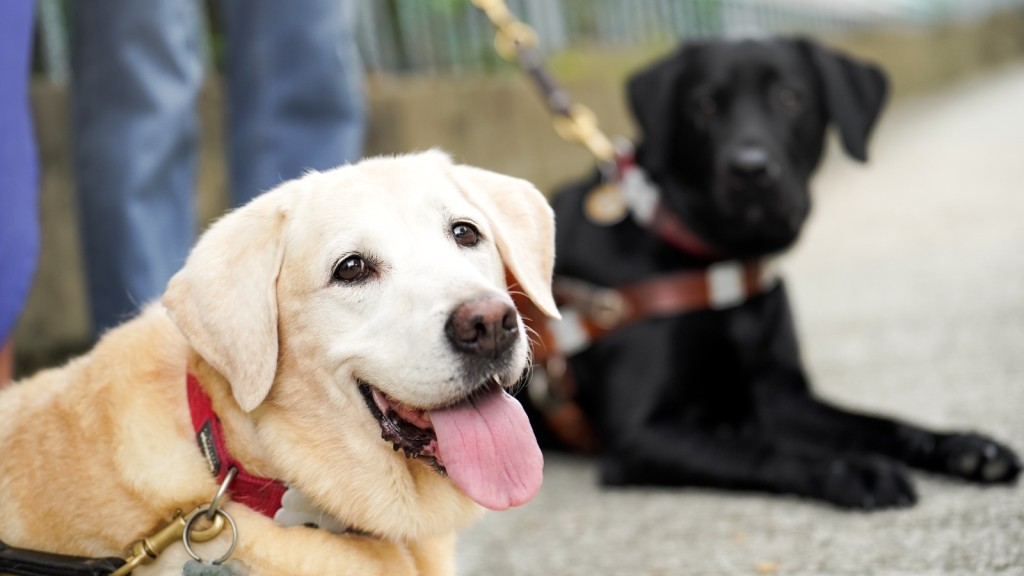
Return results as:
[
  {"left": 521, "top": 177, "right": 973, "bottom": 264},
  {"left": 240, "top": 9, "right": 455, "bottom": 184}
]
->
[
  {"left": 0, "top": 370, "right": 366, "bottom": 576},
  {"left": 472, "top": 0, "right": 617, "bottom": 167},
  {"left": 0, "top": 472, "right": 237, "bottom": 576},
  {"left": 472, "top": 0, "right": 639, "bottom": 226},
  {"left": 472, "top": 0, "right": 649, "bottom": 228},
  {"left": 0, "top": 377, "right": 265, "bottom": 576}
]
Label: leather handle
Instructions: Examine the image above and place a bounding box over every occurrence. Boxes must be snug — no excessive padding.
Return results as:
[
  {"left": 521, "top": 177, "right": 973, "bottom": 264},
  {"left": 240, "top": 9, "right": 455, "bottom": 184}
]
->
[{"left": 0, "top": 540, "right": 125, "bottom": 576}]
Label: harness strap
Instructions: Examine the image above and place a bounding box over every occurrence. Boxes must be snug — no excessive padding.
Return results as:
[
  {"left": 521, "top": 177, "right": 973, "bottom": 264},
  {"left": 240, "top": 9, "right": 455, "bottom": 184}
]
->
[
  {"left": 514, "top": 283, "right": 601, "bottom": 455},
  {"left": 617, "top": 155, "right": 723, "bottom": 260},
  {"left": 555, "top": 260, "right": 772, "bottom": 344},
  {"left": 516, "top": 261, "right": 778, "bottom": 453}
]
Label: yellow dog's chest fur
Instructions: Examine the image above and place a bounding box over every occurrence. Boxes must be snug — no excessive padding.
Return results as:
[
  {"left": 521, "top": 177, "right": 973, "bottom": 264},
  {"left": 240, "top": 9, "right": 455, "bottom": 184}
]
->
[{"left": 0, "top": 307, "right": 462, "bottom": 575}]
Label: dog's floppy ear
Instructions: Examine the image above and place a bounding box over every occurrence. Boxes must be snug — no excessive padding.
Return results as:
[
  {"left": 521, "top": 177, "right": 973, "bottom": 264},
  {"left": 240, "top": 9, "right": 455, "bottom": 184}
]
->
[
  {"left": 626, "top": 44, "right": 690, "bottom": 176},
  {"left": 162, "top": 186, "right": 290, "bottom": 412},
  {"left": 451, "top": 164, "right": 560, "bottom": 319},
  {"left": 796, "top": 38, "right": 888, "bottom": 162}
]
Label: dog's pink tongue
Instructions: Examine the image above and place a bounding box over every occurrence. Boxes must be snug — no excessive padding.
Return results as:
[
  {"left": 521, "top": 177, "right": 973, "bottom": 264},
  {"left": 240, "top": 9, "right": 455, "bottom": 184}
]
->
[{"left": 429, "top": 387, "right": 543, "bottom": 511}]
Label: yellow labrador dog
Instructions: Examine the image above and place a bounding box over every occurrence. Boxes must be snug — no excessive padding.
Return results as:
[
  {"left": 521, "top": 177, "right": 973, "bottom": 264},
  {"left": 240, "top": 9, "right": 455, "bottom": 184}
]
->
[{"left": 0, "top": 151, "right": 559, "bottom": 575}]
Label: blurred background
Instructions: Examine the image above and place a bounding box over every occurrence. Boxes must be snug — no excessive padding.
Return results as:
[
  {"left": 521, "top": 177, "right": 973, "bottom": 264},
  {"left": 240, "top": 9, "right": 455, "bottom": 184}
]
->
[
  {"left": 15, "top": 0, "right": 1024, "bottom": 370},
  {"left": 13, "top": 2, "right": 1024, "bottom": 573}
]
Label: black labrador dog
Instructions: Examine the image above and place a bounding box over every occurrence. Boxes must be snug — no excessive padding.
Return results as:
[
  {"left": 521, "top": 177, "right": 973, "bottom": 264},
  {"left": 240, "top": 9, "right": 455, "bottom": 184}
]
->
[{"left": 527, "top": 37, "right": 1021, "bottom": 510}]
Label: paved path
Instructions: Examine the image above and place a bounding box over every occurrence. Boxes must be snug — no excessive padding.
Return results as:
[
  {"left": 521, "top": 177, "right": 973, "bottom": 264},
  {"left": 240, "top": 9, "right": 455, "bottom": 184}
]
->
[{"left": 456, "top": 63, "right": 1024, "bottom": 575}]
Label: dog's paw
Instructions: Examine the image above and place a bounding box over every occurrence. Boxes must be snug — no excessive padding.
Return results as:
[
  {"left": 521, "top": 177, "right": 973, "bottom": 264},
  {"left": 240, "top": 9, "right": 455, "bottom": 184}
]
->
[
  {"left": 933, "top": 433, "right": 1022, "bottom": 483},
  {"left": 810, "top": 456, "right": 917, "bottom": 511}
]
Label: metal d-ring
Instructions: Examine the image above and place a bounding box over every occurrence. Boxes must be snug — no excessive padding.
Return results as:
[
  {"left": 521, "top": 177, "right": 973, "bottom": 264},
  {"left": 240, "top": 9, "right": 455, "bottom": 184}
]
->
[
  {"left": 206, "top": 466, "right": 238, "bottom": 521},
  {"left": 183, "top": 506, "right": 238, "bottom": 565}
]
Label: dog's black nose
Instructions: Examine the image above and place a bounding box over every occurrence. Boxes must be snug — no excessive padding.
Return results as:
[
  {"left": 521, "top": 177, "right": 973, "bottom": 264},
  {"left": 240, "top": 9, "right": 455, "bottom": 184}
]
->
[
  {"left": 446, "top": 297, "right": 519, "bottom": 358},
  {"left": 727, "top": 145, "right": 779, "bottom": 188}
]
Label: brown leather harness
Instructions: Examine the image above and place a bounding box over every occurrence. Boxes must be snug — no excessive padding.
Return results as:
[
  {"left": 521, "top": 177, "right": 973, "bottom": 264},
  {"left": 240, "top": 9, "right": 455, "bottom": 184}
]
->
[{"left": 514, "top": 259, "right": 777, "bottom": 454}]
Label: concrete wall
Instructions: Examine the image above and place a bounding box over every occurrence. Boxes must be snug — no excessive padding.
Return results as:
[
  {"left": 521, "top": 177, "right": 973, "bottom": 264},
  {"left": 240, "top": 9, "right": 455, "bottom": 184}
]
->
[{"left": 13, "top": 9, "right": 1024, "bottom": 371}]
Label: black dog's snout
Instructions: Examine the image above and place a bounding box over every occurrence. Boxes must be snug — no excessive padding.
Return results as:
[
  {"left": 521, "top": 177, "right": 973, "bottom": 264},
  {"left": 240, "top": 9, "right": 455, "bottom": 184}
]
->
[
  {"left": 446, "top": 297, "right": 519, "bottom": 358},
  {"left": 727, "top": 145, "right": 779, "bottom": 187}
]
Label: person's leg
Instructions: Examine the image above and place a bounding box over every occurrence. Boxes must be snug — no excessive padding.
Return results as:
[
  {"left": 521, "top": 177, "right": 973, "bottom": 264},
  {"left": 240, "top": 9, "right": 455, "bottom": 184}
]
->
[
  {"left": 0, "top": 0, "right": 39, "bottom": 384},
  {"left": 219, "top": 0, "right": 366, "bottom": 206},
  {"left": 71, "top": 0, "right": 206, "bottom": 337}
]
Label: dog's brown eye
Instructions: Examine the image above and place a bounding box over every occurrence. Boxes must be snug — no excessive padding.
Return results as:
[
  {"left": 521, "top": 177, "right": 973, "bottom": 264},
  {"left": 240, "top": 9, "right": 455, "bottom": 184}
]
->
[
  {"left": 333, "top": 255, "right": 370, "bottom": 283},
  {"left": 452, "top": 223, "right": 481, "bottom": 247}
]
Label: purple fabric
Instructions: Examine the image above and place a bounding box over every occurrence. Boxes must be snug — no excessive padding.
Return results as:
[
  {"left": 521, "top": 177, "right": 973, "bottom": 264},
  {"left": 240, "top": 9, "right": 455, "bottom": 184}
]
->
[{"left": 0, "top": 0, "right": 39, "bottom": 341}]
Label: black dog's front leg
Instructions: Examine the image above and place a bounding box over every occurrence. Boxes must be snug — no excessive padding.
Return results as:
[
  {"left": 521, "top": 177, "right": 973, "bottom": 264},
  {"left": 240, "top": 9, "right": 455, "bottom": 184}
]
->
[
  {"left": 743, "top": 284, "right": 1021, "bottom": 488},
  {"left": 587, "top": 315, "right": 916, "bottom": 510},
  {"left": 600, "top": 422, "right": 919, "bottom": 510},
  {"left": 758, "top": 389, "right": 1023, "bottom": 484}
]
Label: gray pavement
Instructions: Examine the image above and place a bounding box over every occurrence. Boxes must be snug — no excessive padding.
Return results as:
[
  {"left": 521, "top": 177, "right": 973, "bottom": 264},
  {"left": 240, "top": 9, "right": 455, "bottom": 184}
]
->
[{"left": 456, "top": 63, "right": 1024, "bottom": 575}]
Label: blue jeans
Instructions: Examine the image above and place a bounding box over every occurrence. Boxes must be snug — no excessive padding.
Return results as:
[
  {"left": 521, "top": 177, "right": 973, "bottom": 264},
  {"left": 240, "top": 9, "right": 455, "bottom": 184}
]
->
[{"left": 72, "top": 0, "right": 366, "bottom": 337}]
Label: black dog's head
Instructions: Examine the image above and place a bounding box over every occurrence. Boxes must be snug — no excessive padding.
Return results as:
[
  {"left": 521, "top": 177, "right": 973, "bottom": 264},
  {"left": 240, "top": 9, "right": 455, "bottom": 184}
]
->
[{"left": 628, "top": 37, "right": 888, "bottom": 257}]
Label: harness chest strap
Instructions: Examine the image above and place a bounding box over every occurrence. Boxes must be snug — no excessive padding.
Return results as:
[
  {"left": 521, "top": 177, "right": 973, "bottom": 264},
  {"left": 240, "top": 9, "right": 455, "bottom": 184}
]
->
[
  {"left": 618, "top": 158, "right": 725, "bottom": 261},
  {"left": 550, "top": 260, "right": 778, "bottom": 356},
  {"left": 515, "top": 260, "right": 778, "bottom": 453}
]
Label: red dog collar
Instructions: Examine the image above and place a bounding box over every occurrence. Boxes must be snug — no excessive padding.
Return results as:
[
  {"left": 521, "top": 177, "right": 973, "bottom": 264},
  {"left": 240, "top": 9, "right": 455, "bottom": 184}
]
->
[{"left": 187, "top": 373, "right": 287, "bottom": 518}]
